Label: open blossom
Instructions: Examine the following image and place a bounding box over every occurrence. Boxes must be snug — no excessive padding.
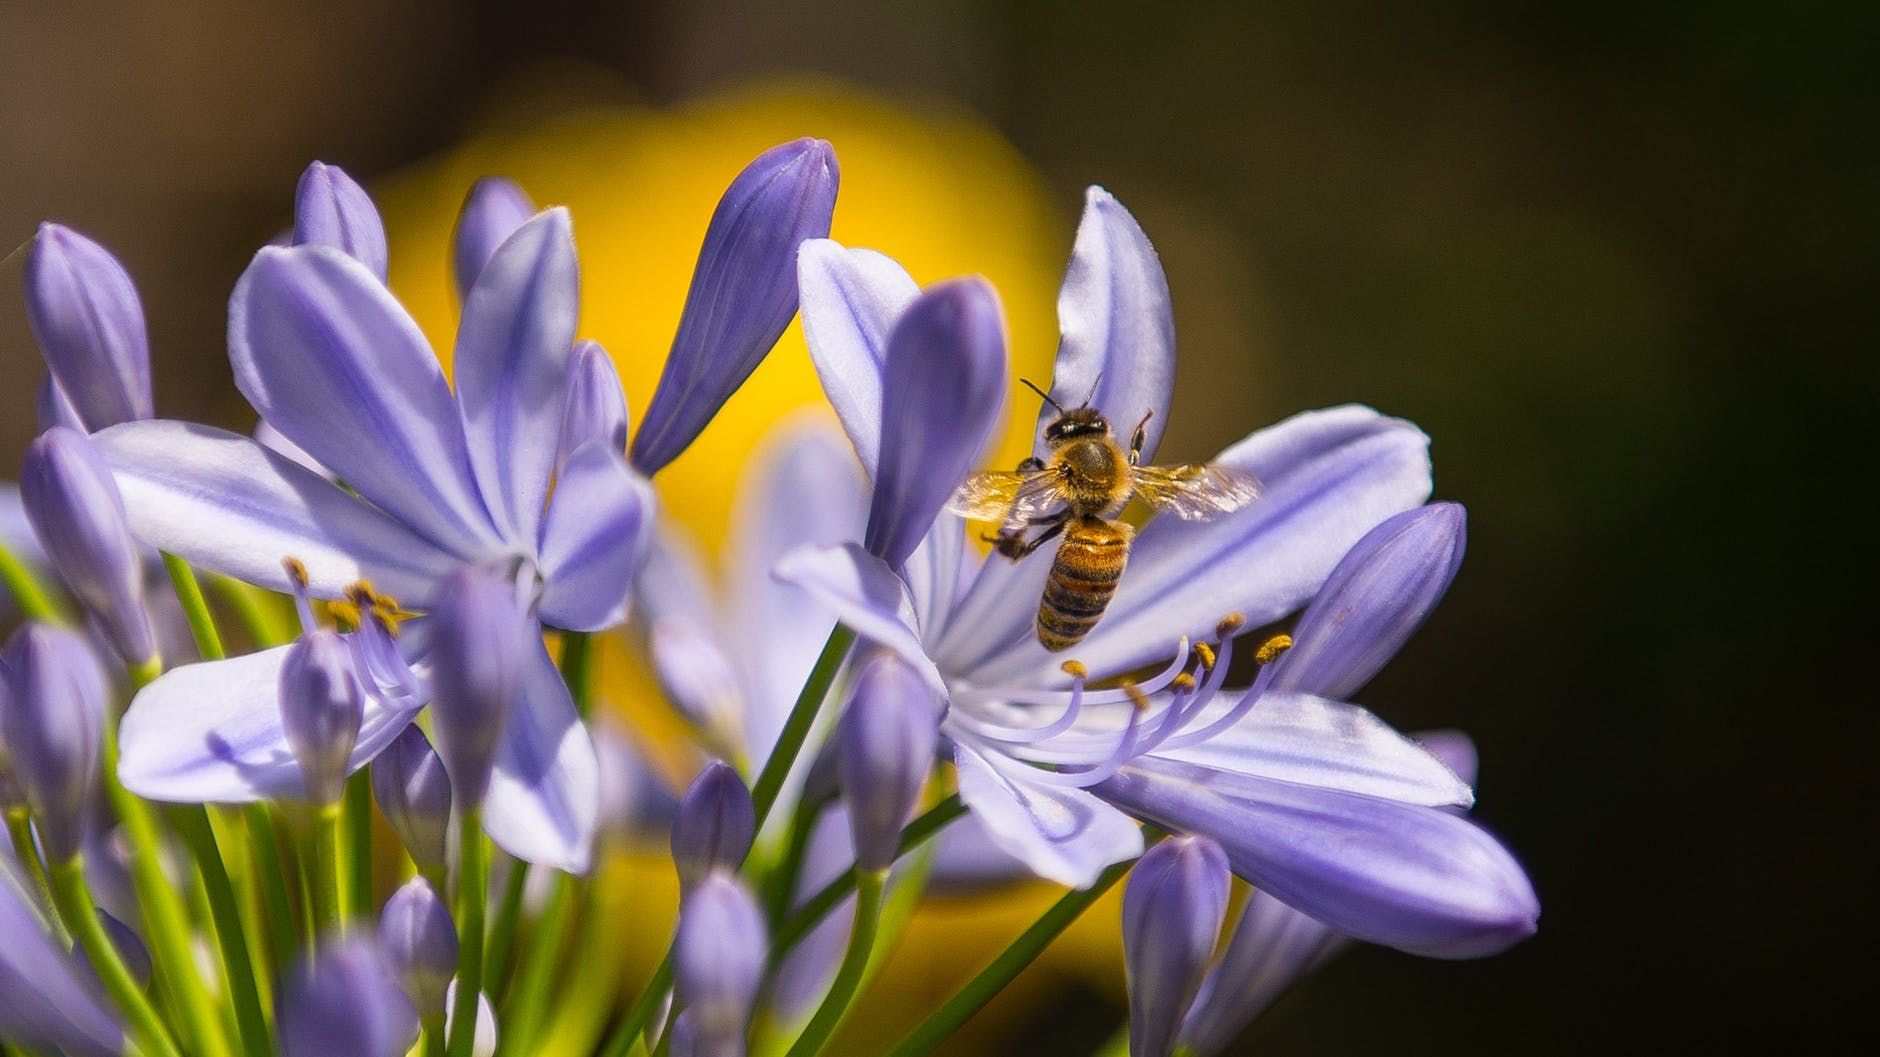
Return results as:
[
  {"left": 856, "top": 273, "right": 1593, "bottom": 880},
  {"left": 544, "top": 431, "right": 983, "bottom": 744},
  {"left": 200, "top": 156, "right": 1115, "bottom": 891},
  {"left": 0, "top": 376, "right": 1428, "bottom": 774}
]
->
[{"left": 775, "top": 186, "right": 1537, "bottom": 957}]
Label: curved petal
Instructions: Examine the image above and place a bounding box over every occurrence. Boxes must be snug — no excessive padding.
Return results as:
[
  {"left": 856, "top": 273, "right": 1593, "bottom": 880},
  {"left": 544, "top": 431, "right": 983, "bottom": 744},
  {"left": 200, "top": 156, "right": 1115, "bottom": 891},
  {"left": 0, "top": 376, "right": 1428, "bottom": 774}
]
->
[
  {"left": 94, "top": 421, "right": 460, "bottom": 602},
  {"left": 557, "top": 340, "right": 630, "bottom": 471},
  {"left": 228, "top": 244, "right": 497, "bottom": 557},
  {"left": 967, "top": 405, "right": 1433, "bottom": 684},
  {"left": 1269, "top": 503, "right": 1466, "bottom": 700},
  {"left": 1181, "top": 889, "right": 1344, "bottom": 1056},
  {"left": 455, "top": 208, "right": 579, "bottom": 546},
  {"left": 1098, "top": 759, "right": 1539, "bottom": 958},
  {"left": 796, "top": 239, "right": 921, "bottom": 477},
  {"left": 24, "top": 223, "right": 152, "bottom": 431},
  {"left": 955, "top": 741, "right": 1142, "bottom": 889},
  {"left": 770, "top": 543, "right": 944, "bottom": 697},
  {"left": 537, "top": 441, "right": 655, "bottom": 632},
  {"left": 0, "top": 856, "right": 122, "bottom": 1057},
  {"left": 452, "top": 177, "right": 535, "bottom": 300},
  {"left": 293, "top": 162, "right": 389, "bottom": 282},
  {"left": 117, "top": 644, "right": 424, "bottom": 803},
  {"left": 1148, "top": 692, "right": 1473, "bottom": 808},
  {"left": 481, "top": 638, "right": 599, "bottom": 871},
  {"left": 1040, "top": 187, "right": 1175, "bottom": 463}
]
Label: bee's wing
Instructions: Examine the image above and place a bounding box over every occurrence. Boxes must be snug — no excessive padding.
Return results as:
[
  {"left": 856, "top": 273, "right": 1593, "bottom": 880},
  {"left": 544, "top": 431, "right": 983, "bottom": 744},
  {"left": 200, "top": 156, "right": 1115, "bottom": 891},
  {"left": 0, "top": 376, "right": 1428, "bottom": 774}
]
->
[
  {"left": 1131, "top": 464, "right": 1262, "bottom": 521},
  {"left": 947, "top": 470, "right": 1069, "bottom": 523}
]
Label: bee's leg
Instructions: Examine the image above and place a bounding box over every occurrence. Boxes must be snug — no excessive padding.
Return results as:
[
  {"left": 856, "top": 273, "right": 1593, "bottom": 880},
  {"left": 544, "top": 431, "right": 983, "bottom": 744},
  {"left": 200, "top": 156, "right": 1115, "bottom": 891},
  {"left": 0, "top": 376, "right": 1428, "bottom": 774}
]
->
[
  {"left": 996, "top": 518, "right": 1066, "bottom": 561},
  {"left": 1016, "top": 455, "right": 1045, "bottom": 472},
  {"left": 1129, "top": 410, "right": 1156, "bottom": 465}
]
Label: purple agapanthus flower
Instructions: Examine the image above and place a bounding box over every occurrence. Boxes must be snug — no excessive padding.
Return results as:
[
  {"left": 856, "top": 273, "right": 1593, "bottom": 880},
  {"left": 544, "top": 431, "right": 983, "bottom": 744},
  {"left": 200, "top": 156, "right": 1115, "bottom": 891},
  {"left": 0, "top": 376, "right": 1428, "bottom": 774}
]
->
[
  {"left": 90, "top": 183, "right": 651, "bottom": 870},
  {"left": 775, "top": 187, "right": 1538, "bottom": 957}
]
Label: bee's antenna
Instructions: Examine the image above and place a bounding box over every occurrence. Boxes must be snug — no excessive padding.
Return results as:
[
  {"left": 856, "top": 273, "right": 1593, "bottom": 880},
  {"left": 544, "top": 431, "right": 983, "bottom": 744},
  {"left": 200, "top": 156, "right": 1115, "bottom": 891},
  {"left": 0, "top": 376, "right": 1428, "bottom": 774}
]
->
[
  {"left": 1019, "top": 377, "right": 1064, "bottom": 413},
  {"left": 1084, "top": 372, "right": 1104, "bottom": 408}
]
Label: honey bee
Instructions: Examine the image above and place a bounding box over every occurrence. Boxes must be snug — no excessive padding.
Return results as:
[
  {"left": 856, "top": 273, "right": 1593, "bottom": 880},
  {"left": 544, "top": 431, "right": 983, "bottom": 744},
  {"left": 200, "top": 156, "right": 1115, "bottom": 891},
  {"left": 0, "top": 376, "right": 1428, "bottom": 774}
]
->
[{"left": 948, "top": 380, "right": 1261, "bottom": 652}]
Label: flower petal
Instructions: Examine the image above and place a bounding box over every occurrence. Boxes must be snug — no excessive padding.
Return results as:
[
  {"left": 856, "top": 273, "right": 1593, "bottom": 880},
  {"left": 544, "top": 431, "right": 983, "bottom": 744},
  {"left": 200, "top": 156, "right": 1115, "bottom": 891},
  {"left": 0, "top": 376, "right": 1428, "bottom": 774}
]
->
[
  {"left": 968, "top": 405, "right": 1433, "bottom": 684},
  {"left": 293, "top": 162, "right": 389, "bottom": 282},
  {"left": 93, "top": 420, "right": 460, "bottom": 602},
  {"left": 536, "top": 440, "right": 655, "bottom": 632},
  {"left": 0, "top": 856, "right": 122, "bottom": 1057},
  {"left": 631, "top": 139, "right": 840, "bottom": 475},
  {"left": 452, "top": 177, "right": 535, "bottom": 299},
  {"left": 557, "top": 340, "right": 630, "bottom": 471},
  {"left": 770, "top": 543, "right": 944, "bottom": 697},
  {"left": 864, "top": 279, "right": 1009, "bottom": 569},
  {"left": 1149, "top": 692, "right": 1473, "bottom": 808},
  {"left": 1180, "top": 889, "right": 1344, "bottom": 1056},
  {"left": 481, "top": 638, "right": 600, "bottom": 871},
  {"left": 796, "top": 239, "right": 921, "bottom": 477},
  {"left": 117, "top": 644, "right": 423, "bottom": 803},
  {"left": 455, "top": 208, "right": 579, "bottom": 546},
  {"left": 955, "top": 741, "right": 1143, "bottom": 888},
  {"left": 24, "top": 223, "right": 152, "bottom": 431},
  {"left": 1097, "top": 758, "right": 1539, "bottom": 958},
  {"left": 228, "top": 244, "right": 498, "bottom": 557},
  {"left": 1269, "top": 503, "right": 1466, "bottom": 700},
  {"left": 1040, "top": 187, "right": 1175, "bottom": 463}
]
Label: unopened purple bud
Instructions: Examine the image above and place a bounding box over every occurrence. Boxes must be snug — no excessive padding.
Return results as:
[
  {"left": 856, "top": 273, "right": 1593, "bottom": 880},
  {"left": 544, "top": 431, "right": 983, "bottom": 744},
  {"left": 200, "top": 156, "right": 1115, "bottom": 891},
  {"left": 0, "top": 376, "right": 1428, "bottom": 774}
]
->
[
  {"left": 864, "top": 279, "right": 1009, "bottom": 568},
  {"left": 426, "top": 566, "right": 531, "bottom": 808},
  {"left": 558, "top": 340, "right": 630, "bottom": 470},
  {"left": 0, "top": 625, "right": 105, "bottom": 862},
  {"left": 23, "top": 223, "right": 153, "bottom": 431},
  {"left": 294, "top": 161, "right": 389, "bottom": 282},
  {"left": 670, "top": 761, "right": 755, "bottom": 887},
  {"left": 453, "top": 177, "right": 536, "bottom": 299},
  {"left": 631, "top": 139, "right": 840, "bottom": 474},
  {"left": 279, "top": 630, "right": 365, "bottom": 805},
  {"left": 20, "top": 427, "right": 157, "bottom": 669},
  {"left": 371, "top": 724, "right": 453, "bottom": 878},
  {"left": 73, "top": 908, "right": 153, "bottom": 989},
  {"left": 1123, "top": 836, "right": 1231, "bottom": 1057},
  {"left": 34, "top": 374, "right": 84, "bottom": 434},
  {"left": 837, "top": 654, "right": 939, "bottom": 871},
  {"left": 673, "top": 872, "right": 766, "bottom": 1054},
  {"left": 378, "top": 877, "right": 457, "bottom": 1016},
  {"left": 278, "top": 937, "right": 418, "bottom": 1057}
]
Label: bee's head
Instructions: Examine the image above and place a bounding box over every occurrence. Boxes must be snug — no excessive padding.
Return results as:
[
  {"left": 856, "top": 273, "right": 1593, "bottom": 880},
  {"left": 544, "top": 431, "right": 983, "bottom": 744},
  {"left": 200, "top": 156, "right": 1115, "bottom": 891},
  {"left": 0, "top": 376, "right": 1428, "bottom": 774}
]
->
[{"left": 1043, "top": 406, "right": 1110, "bottom": 444}]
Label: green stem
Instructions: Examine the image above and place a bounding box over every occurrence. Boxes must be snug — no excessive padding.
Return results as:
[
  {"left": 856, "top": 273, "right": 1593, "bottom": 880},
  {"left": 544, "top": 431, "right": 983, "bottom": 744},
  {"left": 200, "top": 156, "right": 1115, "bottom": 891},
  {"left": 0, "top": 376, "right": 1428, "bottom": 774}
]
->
[
  {"left": 762, "top": 794, "right": 826, "bottom": 923},
  {"left": 771, "top": 795, "right": 966, "bottom": 961},
  {"left": 421, "top": 1014, "right": 448, "bottom": 1057},
  {"left": 5, "top": 809, "right": 67, "bottom": 945},
  {"left": 244, "top": 803, "right": 299, "bottom": 969},
  {"left": 342, "top": 771, "right": 373, "bottom": 919},
  {"left": 161, "top": 552, "right": 225, "bottom": 659},
  {"left": 448, "top": 809, "right": 489, "bottom": 1057},
  {"left": 0, "top": 541, "right": 65, "bottom": 624},
  {"left": 170, "top": 805, "right": 271, "bottom": 1057},
  {"left": 482, "top": 859, "right": 529, "bottom": 997},
  {"left": 597, "top": 954, "right": 672, "bottom": 1057},
  {"left": 749, "top": 626, "right": 854, "bottom": 828},
  {"left": 783, "top": 869, "right": 886, "bottom": 1057},
  {"left": 496, "top": 870, "right": 574, "bottom": 1055},
  {"left": 307, "top": 802, "right": 343, "bottom": 939},
  {"left": 48, "top": 856, "right": 183, "bottom": 1057},
  {"left": 559, "top": 631, "right": 594, "bottom": 718},
  {"left": 208, "top": 574, "right": 296, "bottom": 648},
  {"left": 882, "top": 845, "right": 1152, "bottom": 1057}
]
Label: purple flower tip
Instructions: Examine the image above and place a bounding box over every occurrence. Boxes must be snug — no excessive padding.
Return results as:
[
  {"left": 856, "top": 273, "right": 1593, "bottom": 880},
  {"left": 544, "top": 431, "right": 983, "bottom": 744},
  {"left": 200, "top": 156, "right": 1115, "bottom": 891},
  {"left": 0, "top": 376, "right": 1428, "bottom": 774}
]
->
[
  {"left": 378, "top": 877, "right": 458, "bottom": 1017},
  {"left": 425, "top": 565, "right": 531, "bottom": 809},
  {"left": 1123, "top": 836, "right": 1232, "bottom": 1057},
  {"left": 838, "top": 653, "right": 941, "bottom": 871},
  {"left": 670, "top": 759, "right": 756, "bottom": 887},
  {"left": 674, "top": 871, "right": 767, "bottom": 1053},
  {"left": 0, "top": 624, "right": 106, "bottom": 863},
  {"left": 279, "top": 629, "right": 365, "bottom": 805},
  {"left": 371, "top": 724, "right": 453, "bottom": 878},
  {"left": 293, "top": 161, "right": 390, "bottom": 282},
  {"left": 24, "top": 222, "right": 152, "bottom": 431},
  {"left": 278, "top": 937, "right": 417, "bottom": 1057},
  {"left": 453, "top": 176, "right": 536, "bottom": 300}
]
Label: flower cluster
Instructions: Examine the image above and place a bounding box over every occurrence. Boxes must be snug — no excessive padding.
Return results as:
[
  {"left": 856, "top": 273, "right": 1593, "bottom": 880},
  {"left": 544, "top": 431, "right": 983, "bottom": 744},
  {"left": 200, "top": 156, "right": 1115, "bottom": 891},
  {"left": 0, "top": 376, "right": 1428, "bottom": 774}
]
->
[{"left": 0, "top": 142, "right": 1535, "bottom": 1057}]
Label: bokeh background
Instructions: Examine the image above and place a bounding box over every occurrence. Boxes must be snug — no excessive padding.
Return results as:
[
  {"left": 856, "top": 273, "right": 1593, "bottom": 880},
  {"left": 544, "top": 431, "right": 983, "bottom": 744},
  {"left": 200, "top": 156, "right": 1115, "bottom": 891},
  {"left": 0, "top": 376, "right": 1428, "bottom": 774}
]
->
[{"left": 3, "top": 1, "right": 1873, "bottom": 1053}]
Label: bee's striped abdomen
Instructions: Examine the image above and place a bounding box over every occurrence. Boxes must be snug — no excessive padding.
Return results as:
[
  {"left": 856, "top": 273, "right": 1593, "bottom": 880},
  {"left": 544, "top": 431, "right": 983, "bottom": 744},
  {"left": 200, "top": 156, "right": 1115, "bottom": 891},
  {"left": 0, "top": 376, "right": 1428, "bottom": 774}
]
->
[{"left": 1037, "top": 517, "right": 1133, "bottom": 652}]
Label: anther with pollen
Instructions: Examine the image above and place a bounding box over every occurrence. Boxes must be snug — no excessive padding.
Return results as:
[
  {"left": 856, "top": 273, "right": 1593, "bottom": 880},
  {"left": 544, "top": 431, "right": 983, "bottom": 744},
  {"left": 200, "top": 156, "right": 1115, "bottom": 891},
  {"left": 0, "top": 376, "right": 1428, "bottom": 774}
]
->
[
  {"left": 1171, "top": 672, "right": 1198, "bottom": 692},
  {"left": 1192, "top": 642, "right": 1217, "bottom": 671},
  {"left": 283, "top": 556, "right": 310, "bottom": 590},
  {"left": 1215, "top": 612, "right": 1246, "bottom": 640},
  {"left": 1255, "top": 633, "right": 1293, "bottom": 667},
  {"left": 1123, "top": 681, "right": 1152, "bottom": 712},
  {"left": 1060, "top": 660, "right": 1089, "bottom": 680}
]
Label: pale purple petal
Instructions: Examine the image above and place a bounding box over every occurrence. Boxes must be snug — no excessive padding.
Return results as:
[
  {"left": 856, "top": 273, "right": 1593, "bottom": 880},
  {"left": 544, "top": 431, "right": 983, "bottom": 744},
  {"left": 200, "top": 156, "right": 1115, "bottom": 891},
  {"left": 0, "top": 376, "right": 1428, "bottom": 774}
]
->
[
  {"left": 1097, "top": 758, "right": 1539, "bottom": 958},
  {"left": 902, "top": 513, "right": 969, "bottom": 646},
  {"left": 864, "top": 280, "right": 1009, "bottom": 569},
  {"left": 455, "top": 208, "right": 579, "bottom": 546},
  {"left": 1269, "top": 503, "right": 1466, "bottom": 700},
  {"left": 954, "top": 742, "right": 1142, "bottom": 888},
  {"left": 1414, "top": 729, "right": 1479, "bottom": 787},
  {"left": 293, "top": 161, "right": 389, "bottom": 282},
  {"left": 1040, "top": 187, "right": 1175, "bottom": 463},
  {"left": 228, "top": 244, "right": 499, "bottom": 557},
  {"left": 0, "top": 856, "right": 122, "bottom": 1057},
  {"left": 24, "top": 223, "right": 152, "bottom": 431},
  {"left": 631, "top": 139, "right": 840, "bottom": 475},
  {"left": 279, "top": 937, "right": 418, "bottom": 1057},
  {"left": 928, "top": 537, "right": 1052, "bottom": 674},
  {"left": 558, "top": 340, "right": 630, "bottom": 471},
  {"left": 117, "top": 643, "right": 424, "bottom": 803},
  {"left": 255, "top": 420, "right": 335, "bottom": 481},
  {"left": 36, "top": 373, "right": 85, "bottom": 434},
  {"left": 796, "top": 239, "right": 920, "bottom": 477},
  {"left": 536, "top": 440, "right": 655, "bottom": 632},
  {"left": 1180, "top": 890, "right": 1343, "bottom": 1056},
  {"left": 770, "top": 543, "right": 944, "bottom": 697},
  {"left": 481, "top": 638, "right": 599, "bottom": 871},
  {"left": 770, "top": 808, "right": 853, "bottom": 1023},
  {"left": 453, "top": 177, "right": 535, "bottom": 299},
  {"left": 1149, "top": 692, "right": 1473, "bottom": 808},
  {"left": 965, "top": 405, "right": 1433, "bottom": 684},
  {"left": 926, "top": 807, "right": 1036, "bottom": 894},
  {"left": 93, "top": 421, "right": 460, "bottom": 602}
]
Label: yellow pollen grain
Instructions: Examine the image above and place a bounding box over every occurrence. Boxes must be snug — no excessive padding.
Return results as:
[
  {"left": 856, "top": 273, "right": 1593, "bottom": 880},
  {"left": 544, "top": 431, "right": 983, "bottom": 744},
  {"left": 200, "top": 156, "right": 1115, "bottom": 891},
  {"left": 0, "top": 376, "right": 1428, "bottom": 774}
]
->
[
  {"left": 1060, "top": 660, "right": 1089, "bottom": 680},
  {"left": 1256, "top": 634, "right": 1294, "bottom": 666},
  {"left": 1193, "top": 642, "right": 1217, "bottom": 671},
  {"left": 1171, "top": 672, "right": 1198, "bottom": 692},
  {"left": 282, "top": 556, "right": 309, "bottom": 589},
  {"left": 1123, "top": 682, "right": 1151, "bottom": 712},
  {"left": 1216, "top": 612, "right": 1246, "bottom": 639}
]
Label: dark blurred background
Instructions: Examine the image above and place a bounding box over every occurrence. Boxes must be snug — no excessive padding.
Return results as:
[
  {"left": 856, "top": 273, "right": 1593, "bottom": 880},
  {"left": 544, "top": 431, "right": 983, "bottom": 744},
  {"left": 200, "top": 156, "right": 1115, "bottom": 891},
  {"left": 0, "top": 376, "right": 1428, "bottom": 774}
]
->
[{"left": 3, "top": 1, "right": 1873, "bottom": 1052}]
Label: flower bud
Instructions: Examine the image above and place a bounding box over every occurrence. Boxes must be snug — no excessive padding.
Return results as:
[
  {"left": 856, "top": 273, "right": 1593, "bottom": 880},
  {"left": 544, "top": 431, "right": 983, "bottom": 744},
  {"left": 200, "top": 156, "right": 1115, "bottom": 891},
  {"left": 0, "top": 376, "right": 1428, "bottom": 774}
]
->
[
  {"left": 558, "top": 340, "right": 630, "bottom": 469},
  {"left": 378, "top": 877, "right": 457, "bottom": 1017},
  {"left": 670, "top": 760, "right": 755, "bottom": 887},
  {"left": 631, "top": 139, "right": 840, "bottom": 474},
  {"left": 1122, "top": 836, "right": 1231, "bottom": 1057},
  {"left": 279, "top": 630, "right": 364, "bottom": 805},
  {"left": 425, "top": 566, "right": 531, "bottom": 809},
  {"left": 23, "top": 223, "right": 153, "bottom": 431},
  {"left": 1178, "top": 889, "right": 1340, "bottom": 1056},
  {"left": 0, "top": 853, "right": 122, "bottom": 1056},
  {"left": 294, "top": 161, "right": 390, "bottom": 282},
  {"left": 371, "top": 724, "right": 453, "bottom": 878},
  {"left": 674, "top": 872, "right": 766, "bottom": 1055},
  {"left": 837, "top": 654, "right": 939, "bottom": 872},
  {"left": 0, "top": 625, "right": 106, "bottom": 862},
  {"left": 453, "top": 177, "right": 535, "bottom": 299},
  {"left": 20, "top": 426, "right": 158, "bottom": 668},
  {"left": 278, "top": 937, "right": 418, "bottom": 1057},
  {"left": 73, "top": 907, "right": 153, "bottom": 989}
]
